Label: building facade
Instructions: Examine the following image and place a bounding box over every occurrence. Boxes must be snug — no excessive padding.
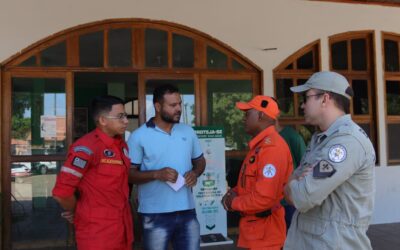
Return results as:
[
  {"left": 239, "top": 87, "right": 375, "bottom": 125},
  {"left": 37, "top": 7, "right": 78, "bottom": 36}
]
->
[{"left": 1, "top": 0, "right": 400, "bottom": 249}]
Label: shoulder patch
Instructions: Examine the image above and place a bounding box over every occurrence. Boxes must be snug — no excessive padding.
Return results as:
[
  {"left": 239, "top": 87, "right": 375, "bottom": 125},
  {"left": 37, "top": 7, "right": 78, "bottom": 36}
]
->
[
  {"left": 328, "top": 144, "right": 347, "bottom": 163},
  {"left": 313, "top": 160, "right": 336, "bottom": 178},
  {"left": 73, "top": 146, "right": 93, "bottom": 156},
  {"left": 262, "top": 164, "right": 276, "bottom": 178},
  {"left": 72, "top": 156, "right": 88, "bottom": 169}
]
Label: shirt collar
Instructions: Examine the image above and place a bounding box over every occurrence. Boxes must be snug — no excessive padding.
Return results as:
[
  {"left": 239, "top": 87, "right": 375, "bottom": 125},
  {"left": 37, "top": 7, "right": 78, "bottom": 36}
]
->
[
  {"left": 146, "top": 117, "right": 177, "bottom": 134},
  {"left": 316, "top": 114, "right": 351, "bottom": 141},
  {"left": 248, "top": 125, "right": 276, "bottom": 149},
  {"left": 95, "top": 127, "right": 123, "bottom": 147}
]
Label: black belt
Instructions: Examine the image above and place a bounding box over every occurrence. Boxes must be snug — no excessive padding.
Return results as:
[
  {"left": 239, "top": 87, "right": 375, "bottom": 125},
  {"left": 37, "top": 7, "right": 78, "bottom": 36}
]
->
[{"left": 255, "top": 209, "right": 272, "bottom": 218}]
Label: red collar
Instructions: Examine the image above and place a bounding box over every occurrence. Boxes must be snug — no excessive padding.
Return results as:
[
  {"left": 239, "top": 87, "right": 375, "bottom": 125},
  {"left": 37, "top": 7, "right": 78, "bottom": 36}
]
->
[
  {"left": 248, "top": 126, "right": 276, "bottom": 150},
  {"left": 95, "top": 128, "right": 123, "bottom": 147}
]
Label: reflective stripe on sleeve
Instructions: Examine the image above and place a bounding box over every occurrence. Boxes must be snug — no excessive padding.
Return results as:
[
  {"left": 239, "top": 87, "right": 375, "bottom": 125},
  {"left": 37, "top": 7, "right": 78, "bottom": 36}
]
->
[{"left": 61, "top": 166, "right": 83, "bottom": 178}]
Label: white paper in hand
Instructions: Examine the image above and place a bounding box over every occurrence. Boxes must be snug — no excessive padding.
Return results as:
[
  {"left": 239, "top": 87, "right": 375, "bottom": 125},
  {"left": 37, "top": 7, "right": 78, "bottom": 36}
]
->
[{"left": 166, "top": 173, "right": 185, "bottom": 192}]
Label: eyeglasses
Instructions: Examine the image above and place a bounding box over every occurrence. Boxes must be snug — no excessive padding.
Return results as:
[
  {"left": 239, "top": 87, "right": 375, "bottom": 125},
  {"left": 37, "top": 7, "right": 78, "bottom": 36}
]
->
[
  {"left": 302, "top": 93, "right": 325, "bottom": 103},
  {"left": 104, "top": 113, "right": 128, "bottom": 121}
]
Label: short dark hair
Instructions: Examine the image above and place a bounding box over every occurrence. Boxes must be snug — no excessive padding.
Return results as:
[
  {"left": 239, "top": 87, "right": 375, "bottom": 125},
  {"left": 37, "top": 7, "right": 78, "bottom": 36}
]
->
[
  {"left": 90, "top": 95, "right": 124, "bottom": 122},
  {"left": 153, "top": 84, "right": 180, "bottom": 104},
  {"left": 328, "top": 92, "right": 351, "bottom": 114}
]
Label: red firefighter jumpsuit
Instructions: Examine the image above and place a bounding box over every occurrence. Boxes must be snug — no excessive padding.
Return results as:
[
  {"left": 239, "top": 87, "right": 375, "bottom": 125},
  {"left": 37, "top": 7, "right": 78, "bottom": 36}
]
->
[
  {"left": 231, "top": 126, "right": 293, "bottom": 250},
  {"left": 53, "top": 128, "right": 134, "bottom": 250}
]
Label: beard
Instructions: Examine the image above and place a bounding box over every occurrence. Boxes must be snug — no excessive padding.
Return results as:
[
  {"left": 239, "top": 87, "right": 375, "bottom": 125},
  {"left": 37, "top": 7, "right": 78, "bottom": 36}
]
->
[{"left": 160, "top": 110, "right": 181, "bottom": 124}]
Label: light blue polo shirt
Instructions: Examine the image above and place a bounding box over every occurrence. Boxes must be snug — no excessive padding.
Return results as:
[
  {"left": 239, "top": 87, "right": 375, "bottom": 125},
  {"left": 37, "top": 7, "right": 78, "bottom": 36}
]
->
[{"left": 127, "top": 118, "right": 203, "bottom": 213}]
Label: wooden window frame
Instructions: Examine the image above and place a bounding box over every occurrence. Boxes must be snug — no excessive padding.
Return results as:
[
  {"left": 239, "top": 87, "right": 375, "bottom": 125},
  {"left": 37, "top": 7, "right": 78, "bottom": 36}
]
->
[
  {"left": 273, "top": 40, "right": 321, "bottom": 133},
  {"left": 329, "top": 31, "right": 379, "bottom": 164},
  {"left": 382, "top": 32, "right": 400, "bottom": 164}
]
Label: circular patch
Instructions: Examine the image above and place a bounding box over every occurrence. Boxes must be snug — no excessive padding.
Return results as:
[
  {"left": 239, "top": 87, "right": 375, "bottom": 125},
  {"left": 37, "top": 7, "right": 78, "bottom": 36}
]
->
[
  {"left": 262, "top": 164, "right": 276, "bottom": 178},
  {"left": 328, "top": 144, "right": 347, "bottom": 163},
  {"left": 103, "top": 149, "right": 115, "bottom": 157}
]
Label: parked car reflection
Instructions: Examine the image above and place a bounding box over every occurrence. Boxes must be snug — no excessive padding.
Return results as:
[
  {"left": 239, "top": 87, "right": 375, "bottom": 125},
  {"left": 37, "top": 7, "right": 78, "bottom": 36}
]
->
[{"left": 11, "top": 163, "right": 32, "bottom": 183}]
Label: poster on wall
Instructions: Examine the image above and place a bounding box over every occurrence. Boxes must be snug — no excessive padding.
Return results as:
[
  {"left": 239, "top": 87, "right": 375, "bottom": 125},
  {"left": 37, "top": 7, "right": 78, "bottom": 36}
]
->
[
  {"left": 193, "top": 127, "right": 233, "bottom": 246},
  {"left": 40, "top": 115, "right": 57, "bottom": 138}
]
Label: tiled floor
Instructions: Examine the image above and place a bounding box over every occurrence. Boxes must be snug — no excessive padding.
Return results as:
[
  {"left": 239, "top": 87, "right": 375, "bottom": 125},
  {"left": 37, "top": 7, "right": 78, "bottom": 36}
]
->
[{"left": 201, "top": 223, "right": 400, "bottom": 250}]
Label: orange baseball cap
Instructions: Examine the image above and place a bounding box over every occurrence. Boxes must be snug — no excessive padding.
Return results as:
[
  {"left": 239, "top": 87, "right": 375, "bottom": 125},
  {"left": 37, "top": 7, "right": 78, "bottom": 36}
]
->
[{"left": 236, "top": 95, "right": 280, "bottom": 120}]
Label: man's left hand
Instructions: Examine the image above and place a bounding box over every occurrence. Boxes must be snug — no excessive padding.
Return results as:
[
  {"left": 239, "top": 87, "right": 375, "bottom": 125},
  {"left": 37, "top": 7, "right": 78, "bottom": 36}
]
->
[
  {"left": 184, "top": 171, "right": 198, "bottom": 187},
  {"left": 222, "top": 190, "right": 237, "bottom": 211}
]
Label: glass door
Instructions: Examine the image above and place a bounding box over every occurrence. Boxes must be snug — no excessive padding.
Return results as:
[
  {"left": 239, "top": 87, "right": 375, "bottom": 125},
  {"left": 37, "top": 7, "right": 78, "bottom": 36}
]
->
[{"left": 6, "top": 73, "right": 72, "bottom": 249}]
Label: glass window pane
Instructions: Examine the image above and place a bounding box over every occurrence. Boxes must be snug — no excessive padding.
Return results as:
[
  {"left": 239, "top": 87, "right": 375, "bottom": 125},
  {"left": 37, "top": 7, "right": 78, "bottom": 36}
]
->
[
  {"left": 297, "top": 51, "right": 314, "bottom": 69},
  {"left": 331, "top": 41, "right": 348, "bottom": 70},
  {"left": 351, "top": 39, "right": 367, "bottom": 71},
  {"left": 297, "top": 79, "right": 307, "bottom": 116},
  {"left": 19, "top": 56, "right": 37, "bottom": 67},
  {"left": 145, "top": 80, "right": 195, "bottom": 126},
  {"left": 74, "top": 72, "right": 139, "bottom": 140},
  {"left": 11, "top": 161, "right": 65, "bottom": 248},
  {"left": 79, "top": 31, "right": 104, "bottom": 67},
  {"left": 108, "top": 28, "right": 132, "bottom": 67},
  {"left": 173, "top": 34, "right": 194, "bottom": 68},
  {"left": 207, "top": 79, "right": 252, "bottom": 150},
  {"left": 386, "top": 81, "right": 400, "bottom": 115},
  {"left": 145, "top": 29, "right": 168, "bottom": 68},
  {"left": 384, "top": 39, "right": 399, "bottom": 72},
  {"left": 285, "top": 63, "right": 293, "bottom": 70},
  {"left": 207, "top": 46, "right": 227, "bottom": 69},
  {"left": 352, "top": 79, "right": 369, "bottom": 115},
  {"left": 275, "top": 79, "right": 294, "bottom": 116},
  {"left": 388, "top": 124, "right": 400, "bottom": 160},
  {"left": 232, "top": 59, "right": 246, "bottom": 70},
  {"left": 12, "top": 78, "right": 66, "bottom": 155},
  {"left": 41, "top": 41, "right": 66, "bottom": 67}
]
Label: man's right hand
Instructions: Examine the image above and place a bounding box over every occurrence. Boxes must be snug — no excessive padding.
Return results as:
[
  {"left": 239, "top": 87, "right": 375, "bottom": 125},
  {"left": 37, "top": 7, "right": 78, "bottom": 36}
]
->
[{"left": 155, "top": 167, "right": 178, "bottom": 183}]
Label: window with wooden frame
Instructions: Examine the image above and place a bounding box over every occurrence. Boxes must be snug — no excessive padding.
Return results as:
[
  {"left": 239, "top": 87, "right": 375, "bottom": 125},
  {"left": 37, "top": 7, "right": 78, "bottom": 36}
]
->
[
  {"left": 273, "top": 40, "right": 321, "bottom": 143},
  {"left": 383, "top": 32, "right": 400, "bottom": 164},
  {"left": 1, "top": 19, "right": 262, "bottom": 248},
  {"left": 329, "top": 31, "right": 378, "bottom": 163}
]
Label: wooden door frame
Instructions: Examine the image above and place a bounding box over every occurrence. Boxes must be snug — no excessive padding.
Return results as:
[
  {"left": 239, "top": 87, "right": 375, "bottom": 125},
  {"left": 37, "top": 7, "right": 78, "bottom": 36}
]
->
[{"left": 1, "top": 71, "right": 71, "bottom": 250}]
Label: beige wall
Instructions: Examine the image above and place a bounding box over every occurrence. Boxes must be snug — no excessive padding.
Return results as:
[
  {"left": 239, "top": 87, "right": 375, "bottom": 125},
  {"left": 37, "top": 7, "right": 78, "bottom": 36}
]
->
[{"left": 1, "top": 0, "right": 400, "bottom": 224}]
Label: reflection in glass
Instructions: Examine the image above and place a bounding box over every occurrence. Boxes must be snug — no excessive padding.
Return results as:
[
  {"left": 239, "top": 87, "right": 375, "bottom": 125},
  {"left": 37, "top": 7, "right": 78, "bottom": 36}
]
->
[
  {"left": 108, "top": 28, "right": 132, "bottom": 67},
  {"left": 145, "top": 29, "right": 168, "bottom": 67},
  {"left": 145, "top": 80, "right": 195, "bottom": 126},
  {"left": 351, "top": 39, "right": 367, "bottom": 71},
  {"left": 173, "top": 34, "right": 194, "bottom": 68},
  {"left": 41, "top": 41, "right": 67, "bottom": 67},
  {"left": 207, "top": 80, "right": 252, "bottom": 150},
  {"left": 388, "top": 124, "right": 400, "bottom": 160},
  {"left": 285, "top": 63, "right": 293, "bottom": 70},
  {"left": 358, "top": 123, "right": 371, "bottom": 139},
  {"left": 297, "top": 51, "right": 314, "bottom": 69},
  {"left": 386, "top": 81, "right": 400, "bottom": 115},
  {"left": 12, "top": 78, "right": 66, "bottom": 155},
  {"left": 80, "top": 31, "right": 104, "bottom": 67},
  {"left": 19, "top": 56, "right": 37, "bottom": 67},
  {"left": 352, "top": 80, "right": 369, "bottom": 115},
  {"left": 384, "top": 39, "right": 399, "bottom": 72},
  {"left": 331, "top": 41, "right": 348, "bottom": 70},
  {"left": 207, "top": 46, "right": 227, "bottom": 69},
  {"left": 11, "top": 161, "right": 66, "bottom": 248},
  {"left": 276, "top": 79, "right": 294, "bottom": 116}
]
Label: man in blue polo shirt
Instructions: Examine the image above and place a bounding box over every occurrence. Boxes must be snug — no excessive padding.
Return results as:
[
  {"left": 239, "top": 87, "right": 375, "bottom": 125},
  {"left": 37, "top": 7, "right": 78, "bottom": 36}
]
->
[{"left": 127, "top": 84, "right": 206, "bottom": 250}]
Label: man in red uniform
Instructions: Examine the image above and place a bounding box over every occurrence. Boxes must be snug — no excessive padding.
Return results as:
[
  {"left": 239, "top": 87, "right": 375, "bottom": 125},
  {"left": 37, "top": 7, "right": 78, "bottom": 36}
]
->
[
  {"left": 222, "top": 95, "right": 293, "bottom": 250},
  {"left": 53, "top": 95, "right": 134, "bottom": 250}
]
